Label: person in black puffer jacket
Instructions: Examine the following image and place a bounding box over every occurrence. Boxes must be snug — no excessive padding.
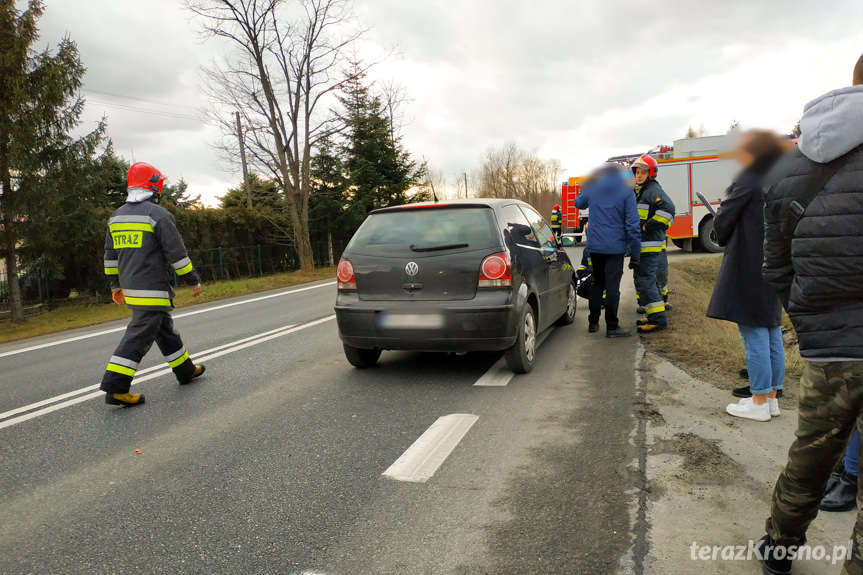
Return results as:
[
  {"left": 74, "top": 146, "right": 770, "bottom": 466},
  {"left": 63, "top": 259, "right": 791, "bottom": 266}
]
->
[{"left": 757, "top": 53, "right": 863, "bottom": 575}]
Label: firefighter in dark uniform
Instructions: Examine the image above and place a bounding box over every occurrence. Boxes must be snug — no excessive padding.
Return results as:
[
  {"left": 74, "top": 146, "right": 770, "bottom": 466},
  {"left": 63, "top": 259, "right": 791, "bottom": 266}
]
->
[
  {"left": 631, "top": 155, "right": 675, "bottom": 333},
  {"left": 101, "top": 162, "right": 206, "bottom": 406},
  {"left": 550, "top": 204, "right": 562, "bottom": 242}
]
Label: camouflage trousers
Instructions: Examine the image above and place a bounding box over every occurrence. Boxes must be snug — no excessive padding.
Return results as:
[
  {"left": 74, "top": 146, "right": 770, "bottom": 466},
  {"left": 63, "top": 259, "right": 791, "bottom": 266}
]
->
[{"left": 766, "top": 360, "right": 863, "bottom": 574}]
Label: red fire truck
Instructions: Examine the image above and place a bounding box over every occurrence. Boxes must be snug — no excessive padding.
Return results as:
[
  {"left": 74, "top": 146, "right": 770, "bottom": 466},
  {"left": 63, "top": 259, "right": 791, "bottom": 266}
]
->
[{"left": 561, "top": 135, "right": 738, "bottom": 252}]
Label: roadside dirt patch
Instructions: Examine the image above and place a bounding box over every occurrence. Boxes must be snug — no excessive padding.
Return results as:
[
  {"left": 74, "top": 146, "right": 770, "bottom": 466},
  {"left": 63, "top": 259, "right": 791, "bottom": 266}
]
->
[
  {"left": 654, "top": 432, "right": 742, "bottom": 486},
  {"left": 633, "top": 399, "right": 665, "bottom": 425}
]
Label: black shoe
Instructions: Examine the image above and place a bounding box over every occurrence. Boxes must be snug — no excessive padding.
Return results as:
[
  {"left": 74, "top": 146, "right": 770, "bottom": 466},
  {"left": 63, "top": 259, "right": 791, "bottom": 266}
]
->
[
  {"left": 105, "top": 392, "right": 146, "bottom": 407},
  {"left": 607, "top": 327, "right": 632, "bottom": 338},
  {"left": 664, "top": 301, "right": 673, "bottom": 311},
  {"left": 588, "top": 324, "right": 599, "bottom": 333},
  {"left": 822, "top": 471, "right": 842, "bottom": 502},
  {"left": 759, "top": 534, "right": 803, "bottom": 575},
  {"left": 820, "top": 470, "right": 858, "bottom": 512},
  {"left": 179, "top": 364, "right": 206, "bottom": 385},
  {"left": 739, "top": 368, "right": 749, "bottom": 379},
  {"left": 732, "top": 386, "right": 783, "bottom": 399}
]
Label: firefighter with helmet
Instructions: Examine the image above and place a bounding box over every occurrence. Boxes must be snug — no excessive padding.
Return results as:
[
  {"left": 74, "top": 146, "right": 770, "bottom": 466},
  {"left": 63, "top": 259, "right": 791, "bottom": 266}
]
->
[
  {"left": 100, "top": 162, "right": 206, "bottom": 406},
  {"left": 550, "top": 203, "right": 563, "bottom": 241},
  {"left": 631, "top": 154, "right": 675, "bottom": 333}
]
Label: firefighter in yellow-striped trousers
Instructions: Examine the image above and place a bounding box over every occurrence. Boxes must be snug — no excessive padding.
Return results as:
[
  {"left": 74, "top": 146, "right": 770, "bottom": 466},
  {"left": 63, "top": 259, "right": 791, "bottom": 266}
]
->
[
  {"left": 101, "top": 162, "right": 206, "bottom": 407},
  {"left": 631, "top": 155, "right": 675, "bottom": 333}
]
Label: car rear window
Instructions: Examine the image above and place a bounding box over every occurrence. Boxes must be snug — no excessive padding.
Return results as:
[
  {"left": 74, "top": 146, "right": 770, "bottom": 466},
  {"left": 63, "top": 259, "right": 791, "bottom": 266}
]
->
[{"left": 346, "top": 207, "right": 501, "bottom": 256}]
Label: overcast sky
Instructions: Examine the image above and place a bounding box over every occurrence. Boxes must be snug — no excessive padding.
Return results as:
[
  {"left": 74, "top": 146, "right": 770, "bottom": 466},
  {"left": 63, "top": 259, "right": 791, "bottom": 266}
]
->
[{"left": 36, "top": 0, "right": 863, "bottom": 205}]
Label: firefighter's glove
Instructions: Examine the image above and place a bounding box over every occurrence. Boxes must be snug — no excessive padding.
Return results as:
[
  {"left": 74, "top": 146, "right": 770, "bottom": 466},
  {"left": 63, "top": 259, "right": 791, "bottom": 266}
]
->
[
  {"left": 111, "top": 289, "right": 125, "bottom": 306},
  {"left": 192, "top": 284, "right": 202, "bottom": 298},
  {"left": 628, "top": 258, "right": 640, "bottom": 270}
]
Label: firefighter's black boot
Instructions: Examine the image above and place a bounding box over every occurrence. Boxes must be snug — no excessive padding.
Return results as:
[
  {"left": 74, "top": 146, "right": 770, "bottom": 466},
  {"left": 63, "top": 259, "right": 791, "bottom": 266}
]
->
[
  {"left": 179, "top": 364, "right": 206, "bottom": 385},
  {"left": 105, "top": 392, "right": 145, "bottom": 407}
]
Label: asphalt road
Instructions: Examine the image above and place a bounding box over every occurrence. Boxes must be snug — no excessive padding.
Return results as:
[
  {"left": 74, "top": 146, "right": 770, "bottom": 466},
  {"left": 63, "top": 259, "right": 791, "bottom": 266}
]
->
[{"left": 0, "top": 247, "right": 647, "bottom": 575}]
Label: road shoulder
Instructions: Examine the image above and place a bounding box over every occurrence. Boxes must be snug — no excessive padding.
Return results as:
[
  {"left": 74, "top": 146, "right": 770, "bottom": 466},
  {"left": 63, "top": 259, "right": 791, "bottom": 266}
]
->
[{"left": 637, "top": 349, "right": 853, "bottom": 574}]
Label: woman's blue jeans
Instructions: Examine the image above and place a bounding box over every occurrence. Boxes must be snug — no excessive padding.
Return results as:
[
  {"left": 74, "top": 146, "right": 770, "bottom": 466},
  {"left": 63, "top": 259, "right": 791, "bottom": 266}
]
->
[{"left": 737, "top": 324, "right": 785, "bottom": 395}]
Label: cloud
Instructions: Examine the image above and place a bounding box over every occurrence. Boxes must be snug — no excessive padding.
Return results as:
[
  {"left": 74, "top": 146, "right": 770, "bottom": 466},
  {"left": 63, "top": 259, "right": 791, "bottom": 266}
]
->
[{"left": 33, "top": 0, "right": 863, "bottom": 202}]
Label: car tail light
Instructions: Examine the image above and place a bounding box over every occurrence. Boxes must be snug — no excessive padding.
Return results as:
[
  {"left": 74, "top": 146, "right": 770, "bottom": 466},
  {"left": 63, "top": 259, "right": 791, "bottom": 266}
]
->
[
  {"left": 337, "top": 258, "right": 356, "bottom": 291},
  {"left": 479, "top": 252, "right": 512, "bottom": 288}
]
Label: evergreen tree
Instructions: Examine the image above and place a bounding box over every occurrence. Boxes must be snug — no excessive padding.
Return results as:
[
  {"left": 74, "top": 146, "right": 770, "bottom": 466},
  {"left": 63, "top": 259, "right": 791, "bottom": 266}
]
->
[
  {"left": 161, "top": 177, "right": 201, "bottom": 208},
  {"left": 338, "top": 69, "right": 424, "bottom": 232},
  {"left": 220, "top": 174, "right": 284, "bottom": 210},
  {"left": 0, "top": 0, "right": 105, "bottom": 321}
]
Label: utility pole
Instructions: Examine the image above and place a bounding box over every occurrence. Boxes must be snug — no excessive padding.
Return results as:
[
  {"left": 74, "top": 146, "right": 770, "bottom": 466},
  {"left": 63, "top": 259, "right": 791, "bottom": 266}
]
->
[
  {"left": 463, "top": 172, "right": 468, "bottom": 199},
  {"left": 235, "top": 111, "right": 253, "bottom": 208}
]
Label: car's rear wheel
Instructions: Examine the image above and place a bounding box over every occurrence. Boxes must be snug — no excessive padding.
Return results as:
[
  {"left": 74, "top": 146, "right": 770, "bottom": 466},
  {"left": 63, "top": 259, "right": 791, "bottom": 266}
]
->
[
  {"left": 343, "top": 344, "right": 382, "bottom": 368},
  {"left": 505, "top": 303, "right": 537, "bottom": 374},
  {"left": 698, "top": 218, "right": 724, "bottom": 253},
  {"left": 556, "top": 280, "right": 577, "bottom": 326}
]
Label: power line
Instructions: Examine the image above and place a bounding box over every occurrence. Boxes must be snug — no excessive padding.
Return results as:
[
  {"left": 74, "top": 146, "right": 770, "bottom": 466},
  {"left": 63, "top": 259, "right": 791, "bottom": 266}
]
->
[
  {"left": 86, "top": 88, "right": 202, "bottom": 111},
  {"left": 87, "top": 99, "right": 202, "bottom": 122}
]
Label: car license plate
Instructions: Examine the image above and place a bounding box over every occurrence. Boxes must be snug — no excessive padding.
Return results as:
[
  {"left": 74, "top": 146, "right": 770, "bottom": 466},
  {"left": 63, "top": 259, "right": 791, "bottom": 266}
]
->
[{"left": 379, "top": 312, "right": 445, "bottom": 330}]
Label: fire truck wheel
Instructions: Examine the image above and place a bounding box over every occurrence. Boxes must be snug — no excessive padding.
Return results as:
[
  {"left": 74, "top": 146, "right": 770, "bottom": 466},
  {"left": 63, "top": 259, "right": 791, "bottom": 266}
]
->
[{"left": 698, "top": 218, "right": 724, "bottom": 253}]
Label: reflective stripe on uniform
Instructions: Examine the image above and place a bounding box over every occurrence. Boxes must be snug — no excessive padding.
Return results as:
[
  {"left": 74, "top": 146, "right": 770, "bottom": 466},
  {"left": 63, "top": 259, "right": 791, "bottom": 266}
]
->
[
  {"left": 123, "top": 288, "right": 172, "bottom": 307},
  {"left": 651, "top": 210, "right": 673, "bottom": 226},
  {"left": 168, "top": 351, "right": 190, "bottom": 368},
  {"left": 109, "top": 215, "right": 158, "bottom": 228},
  {"left": 165, "top": 347, "right": 188, "bottom": 363},
  {"left": 125, "top": 296, "right": 171, "bottom": 307},
  {"left": 110, "top": 355, "right": 140, "bottom": 370},
  {"left": 644, "top": 301, "right": 666, "bottom": 315},
  {"left": 641, "top": 241, "right": 665, "bottom": 253},
  {"left": 104, "top": 259, "right": 119, "bottom": 275},
  {"left": 124, "top": 289, "right": 171, "bottom": 298},
  {"left": 110, "top": 222, "right": 154, "bottom": 233},
  {"left": 637, "top": 203, "right": 649, "bottom": 220},
  {"left": 172, "top": 257, "right": 194, "bottom": 275},
  {"left": 106, "top": 363, "right": 136, "bottom": 377}
]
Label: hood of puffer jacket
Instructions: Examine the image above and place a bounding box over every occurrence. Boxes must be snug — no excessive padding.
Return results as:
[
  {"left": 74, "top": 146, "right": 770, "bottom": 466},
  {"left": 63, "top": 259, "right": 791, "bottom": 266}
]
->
[{"left": 798, "top": 85, "right": 863, "bottom": 164}]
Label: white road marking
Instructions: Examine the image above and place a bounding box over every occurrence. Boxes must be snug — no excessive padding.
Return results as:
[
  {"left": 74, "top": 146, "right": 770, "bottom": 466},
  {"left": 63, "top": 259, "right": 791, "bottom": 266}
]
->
[
  {"left": 0, "top": 324, "right": 299, "bottom": 421},
  {"left": 0, "top": 281, "right": 336, "bottom": 359},
  {"left": 0, "top": 315, "right": 335, "bottom": 430},
  {"left": 382, "top": 413, "right": 479, "bottom": 483},
  {"left": 473, "top": 328, "right": 554, "bottom": 387}
]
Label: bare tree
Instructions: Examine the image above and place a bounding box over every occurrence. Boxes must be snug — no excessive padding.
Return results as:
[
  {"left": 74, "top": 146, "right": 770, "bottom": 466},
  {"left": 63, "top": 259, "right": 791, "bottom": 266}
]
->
[
  {"left": 380, "top": 79, "right": 412, "bottom": 149},
  {"left": 185, "top": 0, "right": 368, "bottom": 271},
  {"left": 684, "top": 123, "right": 710, "bottom": 138},
  {"left": 476, "top": 141, "right": 563, "bottom": 216}
]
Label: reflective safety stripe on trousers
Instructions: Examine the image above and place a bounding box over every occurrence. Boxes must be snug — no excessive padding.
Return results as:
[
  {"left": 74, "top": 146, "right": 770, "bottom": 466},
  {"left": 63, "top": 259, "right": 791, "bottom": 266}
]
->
[
  {"left": 106, "top": 355, "right": 140, "bottom": 377},
  {"left": 641, "top": 241, "right": 665, "bottom": 254},
  {"left": 123, "top": 289, "right": 172, "bottom": 307},
  {"left": 644, "top": 301, "right": 666, "bottom": 315},
  {"left": 165, "top": 347, "right": 190, "bottom": 368}
]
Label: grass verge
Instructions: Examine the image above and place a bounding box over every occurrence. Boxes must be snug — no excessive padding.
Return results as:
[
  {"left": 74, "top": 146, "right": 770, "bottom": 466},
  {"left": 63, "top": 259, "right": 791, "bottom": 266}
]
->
[
  {"left": 0, "top": 267, "right": 335, "bottom": 344},
  {"left": 643, "top": 256, "right": 803, "bottom": 398}
]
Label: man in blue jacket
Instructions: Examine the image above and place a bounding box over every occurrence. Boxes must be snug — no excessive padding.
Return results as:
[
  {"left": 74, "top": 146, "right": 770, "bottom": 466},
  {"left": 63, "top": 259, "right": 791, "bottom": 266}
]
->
[{"left": 574, "top": 163, "right": 641, "bottom": 337}]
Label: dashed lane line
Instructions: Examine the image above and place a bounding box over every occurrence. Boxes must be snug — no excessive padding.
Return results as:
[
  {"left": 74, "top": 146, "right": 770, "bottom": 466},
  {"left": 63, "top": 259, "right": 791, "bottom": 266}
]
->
[{"left": 382, "top": 413, "right": 480, "bottom": 483}]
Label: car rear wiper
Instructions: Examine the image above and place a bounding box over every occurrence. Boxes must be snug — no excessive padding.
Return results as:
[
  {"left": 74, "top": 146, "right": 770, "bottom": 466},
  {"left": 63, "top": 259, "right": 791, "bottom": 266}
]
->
[{"left": 409, "top": 243, "right": 469, "bottom": 252}]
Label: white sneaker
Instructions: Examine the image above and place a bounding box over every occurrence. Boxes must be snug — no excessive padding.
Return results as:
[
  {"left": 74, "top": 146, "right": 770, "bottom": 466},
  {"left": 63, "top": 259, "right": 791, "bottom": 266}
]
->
[
  {"left": 768, "top": 398, "right": 780, "bottom": 417},
  {"left": 726, "top": 398, "right": 771, "bottom": 422}
]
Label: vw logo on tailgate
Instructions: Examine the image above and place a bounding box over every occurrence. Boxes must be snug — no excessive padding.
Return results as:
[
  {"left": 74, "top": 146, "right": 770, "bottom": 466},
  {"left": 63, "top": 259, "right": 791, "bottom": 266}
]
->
[{"left": 405, "top": 261, "right": 419, "bottom": 277}]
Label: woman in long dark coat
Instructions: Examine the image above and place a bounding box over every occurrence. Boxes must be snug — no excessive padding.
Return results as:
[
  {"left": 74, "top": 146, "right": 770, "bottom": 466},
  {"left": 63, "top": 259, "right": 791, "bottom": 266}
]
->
[{"left": 706, "top": 130, "right": 785, "bottom": 423}]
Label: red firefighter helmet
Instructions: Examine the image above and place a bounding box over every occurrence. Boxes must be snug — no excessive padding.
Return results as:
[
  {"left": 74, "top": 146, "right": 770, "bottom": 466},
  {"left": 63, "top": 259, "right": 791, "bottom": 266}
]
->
[
  {"left": 127, "top": 162, "right": 166, "bottom": 194},
  {"left": 631, "top": 155, "right": 658, "bottom": 180},
  {"left": 553, "top": 204, "right": 561, "bottom": 211}
]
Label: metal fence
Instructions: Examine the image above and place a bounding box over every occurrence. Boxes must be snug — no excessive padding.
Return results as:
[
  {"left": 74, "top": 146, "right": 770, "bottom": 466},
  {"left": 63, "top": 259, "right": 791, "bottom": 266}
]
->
[{"left": 0, "top": 240, "right": 345, "bottom": 316}]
